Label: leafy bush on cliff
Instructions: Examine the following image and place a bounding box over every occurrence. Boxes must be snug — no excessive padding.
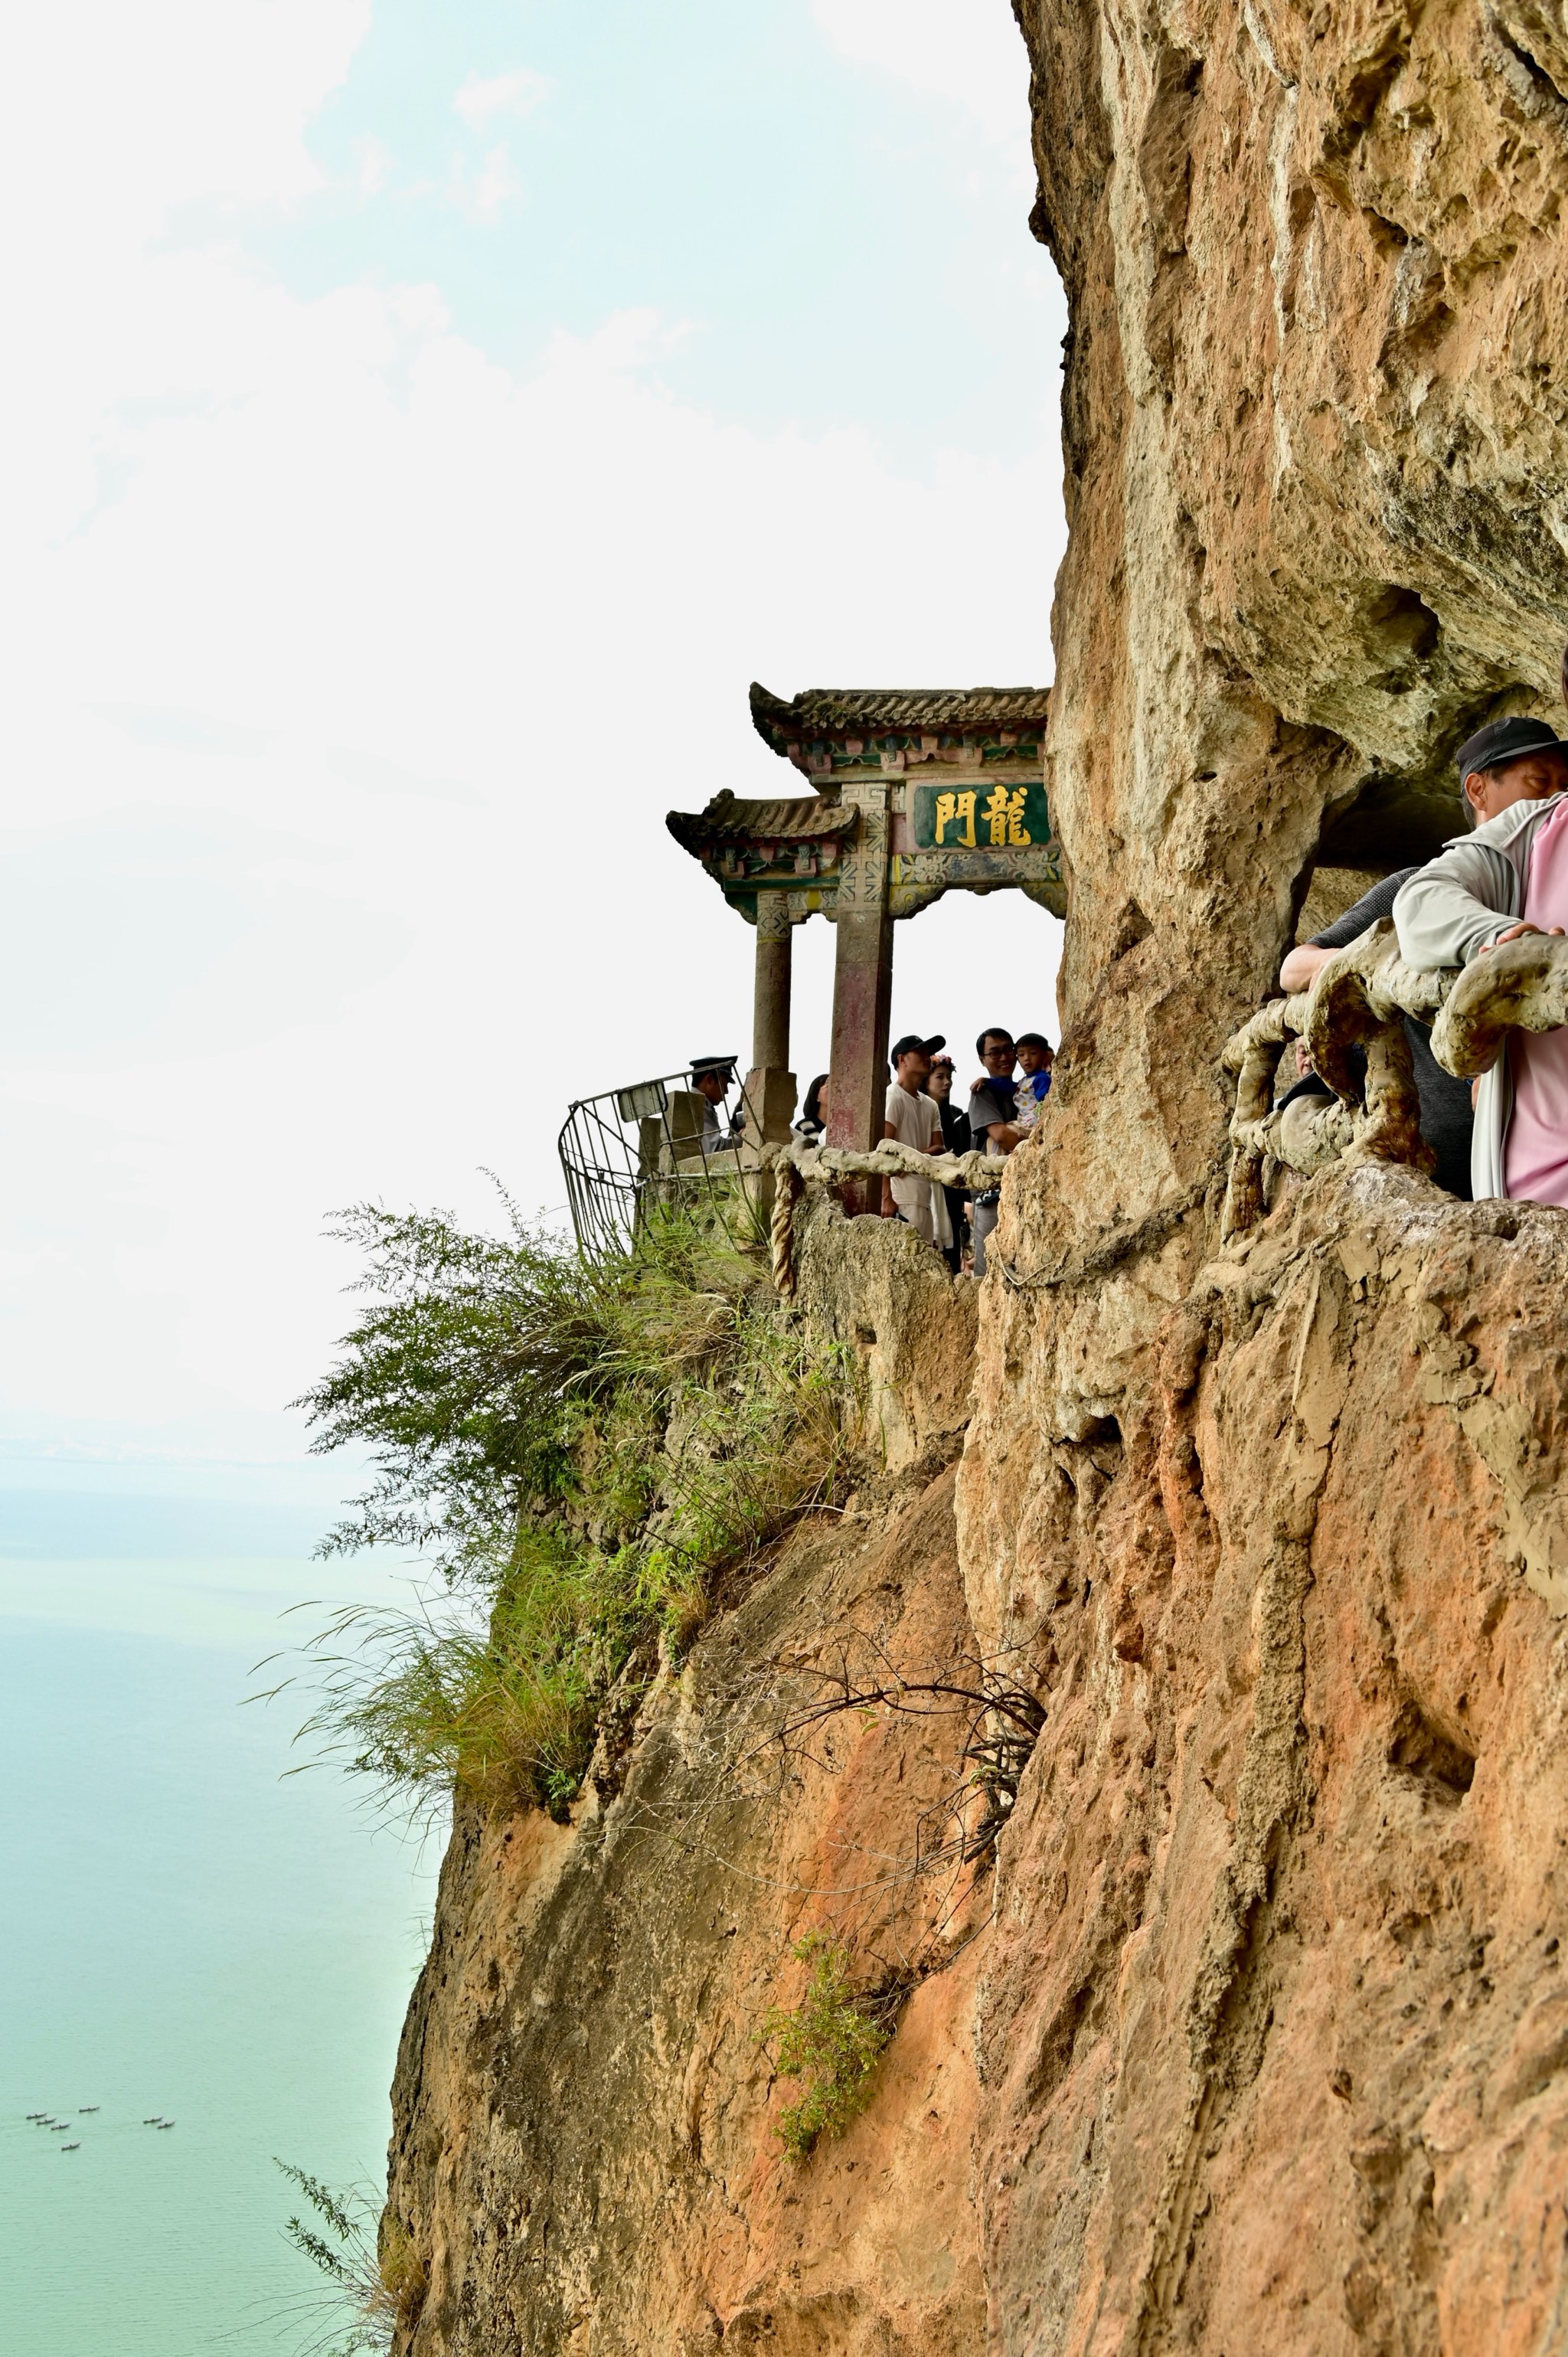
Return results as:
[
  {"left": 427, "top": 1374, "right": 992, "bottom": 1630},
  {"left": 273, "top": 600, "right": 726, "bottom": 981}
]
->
[
  {"left": 299, "top": 1198, "right": 750, "bottom": 1581},
  {"left": 289, "top": 1201, "right": 851, "bottom": 1814},
  {"left": 762, "top": 1931, "right": 896, "bottom": 2159}
]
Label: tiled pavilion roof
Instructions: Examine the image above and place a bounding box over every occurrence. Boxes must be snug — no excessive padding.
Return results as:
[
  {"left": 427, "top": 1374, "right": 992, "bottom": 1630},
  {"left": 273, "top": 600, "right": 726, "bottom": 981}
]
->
[{"left": 750, "top": 682, "right": 1051, "bottom": 751}]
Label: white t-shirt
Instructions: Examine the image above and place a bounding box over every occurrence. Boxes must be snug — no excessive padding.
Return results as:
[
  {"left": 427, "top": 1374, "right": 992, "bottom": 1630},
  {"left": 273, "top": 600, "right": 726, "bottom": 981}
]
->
[{"left": 884, "top": 1082, "right": 950, "bottom": 1246}]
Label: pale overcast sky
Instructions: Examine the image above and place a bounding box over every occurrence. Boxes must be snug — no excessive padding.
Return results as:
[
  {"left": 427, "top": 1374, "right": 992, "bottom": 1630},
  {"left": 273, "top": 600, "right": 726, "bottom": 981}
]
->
[{"left": 0, "top": 0, "right": 1067, "bottom": 1489}]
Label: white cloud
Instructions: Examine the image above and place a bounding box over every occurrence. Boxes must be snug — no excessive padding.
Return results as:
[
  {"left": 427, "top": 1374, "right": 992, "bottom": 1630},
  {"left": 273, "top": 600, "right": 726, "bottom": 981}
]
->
[
  {"left": 355, "top": 134, "right": 392, "bottom": 196},
  {"left": 452, "top": 142, "right": 523, "bottom": 222},
  {"left": 453, "top": 67, "right": 550, "bottom": 129},
  {"left": 0, "top": 1, "right": 1063, "bottom": 1467},
  {"left": 0, "top": 2, "right": 371, "bottom": 234},
  {"left": 810, "top": 0, "right": 1031, "bottom": 149}
]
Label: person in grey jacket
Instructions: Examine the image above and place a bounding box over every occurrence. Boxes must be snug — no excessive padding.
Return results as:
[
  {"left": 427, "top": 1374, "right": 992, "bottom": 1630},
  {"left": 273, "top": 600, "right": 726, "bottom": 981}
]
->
[
  {"left": 1393, "top": 716, "right": 1568, "bottom": 1200},
  {"left": 1280, "top": 871, "right": 1473, "bottom": 1195}
]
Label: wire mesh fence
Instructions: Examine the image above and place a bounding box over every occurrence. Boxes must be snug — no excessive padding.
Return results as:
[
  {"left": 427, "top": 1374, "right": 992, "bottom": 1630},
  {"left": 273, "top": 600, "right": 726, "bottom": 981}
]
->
[{"left": 557, "top": 1064, "right": 766, "bottom": 1261}]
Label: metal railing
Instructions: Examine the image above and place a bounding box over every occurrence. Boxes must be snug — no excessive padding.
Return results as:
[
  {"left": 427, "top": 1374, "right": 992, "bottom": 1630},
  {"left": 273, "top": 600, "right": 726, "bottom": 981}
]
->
[{"left": 557, "top": 1064, "right": 766, "bottom": 1260}]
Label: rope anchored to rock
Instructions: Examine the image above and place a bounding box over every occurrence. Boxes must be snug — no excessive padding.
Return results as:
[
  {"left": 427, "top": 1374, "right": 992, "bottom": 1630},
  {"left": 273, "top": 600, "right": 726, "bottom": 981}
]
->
[
  {"left": 760, "top": 1138, "right": 1001, "bottom": 1298},
  {"left": 1220, "top": 919, "right": 1568, "bottom": 1234}
]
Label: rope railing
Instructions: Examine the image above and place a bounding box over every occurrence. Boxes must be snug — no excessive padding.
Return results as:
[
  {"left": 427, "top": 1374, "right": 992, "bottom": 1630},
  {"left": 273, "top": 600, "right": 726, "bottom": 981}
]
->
[
  {"left": 758, "top": 922, "right": 1568, "bottom": 1296},
  {"left": 760, "top": 1137, "right": 1002, "bottom": 1298},
  {"left": 1220, "top": 920, "right": 1568, "bottom": 1234}
]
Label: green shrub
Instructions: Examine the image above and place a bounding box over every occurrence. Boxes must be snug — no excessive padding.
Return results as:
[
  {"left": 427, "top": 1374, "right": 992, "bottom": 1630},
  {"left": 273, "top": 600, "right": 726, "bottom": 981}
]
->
[
  {"left": 291, "top": 1532, "right": 645, "bottom": 1816},
  {"left": 761, "top": 1932, "right": 894, "bottom": 2159},
  {"left": 296, "top": 1197, "right": 756, "bottom": 1582},
  {"left": 286, "top": 1201, "right": 852, "bottom": 1816}
]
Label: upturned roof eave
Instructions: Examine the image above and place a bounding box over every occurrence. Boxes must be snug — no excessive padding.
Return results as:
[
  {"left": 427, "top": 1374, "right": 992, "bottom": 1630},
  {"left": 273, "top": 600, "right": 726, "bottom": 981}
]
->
[{"left": 665, "top": 791, "right": 856, "bottom": 857}]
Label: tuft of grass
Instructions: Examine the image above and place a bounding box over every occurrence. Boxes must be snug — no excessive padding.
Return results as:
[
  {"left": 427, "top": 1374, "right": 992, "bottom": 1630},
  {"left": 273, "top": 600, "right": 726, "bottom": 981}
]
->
[
  {"left": 295, "top": 1532, "right": 646, "bottom": 1818},
  {"left": 283, "top": 1201, "right": 854, "bottom": 1818},
  {"left": 274, "top": 2161, "right": 426, "bottom": 2355},
  {"left": 761, "top": 1932, "right": 895, "bottom": 2160}
]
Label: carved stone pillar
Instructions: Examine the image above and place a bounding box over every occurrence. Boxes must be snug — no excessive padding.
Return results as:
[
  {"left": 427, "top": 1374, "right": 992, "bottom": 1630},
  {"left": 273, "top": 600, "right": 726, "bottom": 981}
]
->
[
  {"left": 743, "top": 893, "right": 797, "bottom": 1147},
  {"left": 826, "top": 785, "right": 893, "bottom": 1206},
  {"left": 752, "top": 893, "right": 792, "bottom": 1072}
]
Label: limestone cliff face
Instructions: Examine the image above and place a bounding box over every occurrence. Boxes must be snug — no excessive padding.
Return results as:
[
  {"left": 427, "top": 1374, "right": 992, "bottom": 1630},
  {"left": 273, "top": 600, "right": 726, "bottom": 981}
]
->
[
  {"left": 386, "top": 5, "right": 1568, "bottom": 2348},
  {"left": 1020, "top": 0, "right": 1568, "bottom": 1218},
  {"left": 962, "top": 1168, "right": 1568, "bottom": 2350},
  {"left": 961, "top": 0, "right": 1568, "bottom": 2342}
]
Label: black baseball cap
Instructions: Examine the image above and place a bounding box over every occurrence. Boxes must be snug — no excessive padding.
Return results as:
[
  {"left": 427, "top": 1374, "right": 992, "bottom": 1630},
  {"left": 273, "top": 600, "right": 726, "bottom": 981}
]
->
[
  {"left": 889, "top": 1033, "right": 945, "bottom": 1061},
  {"left": 1455, "top": 715, "right": 1568, "bottom": 786}
]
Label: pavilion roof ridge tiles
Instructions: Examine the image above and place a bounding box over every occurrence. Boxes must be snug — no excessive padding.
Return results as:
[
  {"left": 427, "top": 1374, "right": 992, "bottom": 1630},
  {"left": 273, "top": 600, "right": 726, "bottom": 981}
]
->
[
  {"left": 665, "top": 791, "right": 855, "bottom": 855},
  {"left": 750, "top": 680, "right": 1051, "bottom": 747}
]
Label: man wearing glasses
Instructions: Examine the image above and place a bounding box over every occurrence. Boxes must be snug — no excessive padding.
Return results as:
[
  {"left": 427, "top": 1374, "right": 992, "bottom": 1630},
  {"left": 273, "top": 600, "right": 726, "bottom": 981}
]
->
[{"left": 966, "top": 1029, "right": 1022, "bottom": 1277}]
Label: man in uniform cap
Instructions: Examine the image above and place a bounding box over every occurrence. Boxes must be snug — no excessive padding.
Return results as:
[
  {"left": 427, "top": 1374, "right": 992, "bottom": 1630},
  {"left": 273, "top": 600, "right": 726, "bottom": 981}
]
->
[
  {"left": 688, "top": 1057, "right": 740, "bottom": 1154},
  {"left": 1394, "top": 715, "right": 1568, "bottom": 1201}
]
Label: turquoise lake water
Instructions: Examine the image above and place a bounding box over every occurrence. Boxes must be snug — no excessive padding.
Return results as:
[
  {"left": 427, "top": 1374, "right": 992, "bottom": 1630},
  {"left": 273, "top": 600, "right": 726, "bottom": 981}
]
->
[{"left": 0, "top": 1499, "right": 439, "bottom": 2357}]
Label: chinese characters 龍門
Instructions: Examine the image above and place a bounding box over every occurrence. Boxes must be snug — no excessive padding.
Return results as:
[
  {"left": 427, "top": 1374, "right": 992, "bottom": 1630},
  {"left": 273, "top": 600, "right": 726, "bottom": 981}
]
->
[{"left": 932, "top": 786, "right": 1031, "bottom": 848}]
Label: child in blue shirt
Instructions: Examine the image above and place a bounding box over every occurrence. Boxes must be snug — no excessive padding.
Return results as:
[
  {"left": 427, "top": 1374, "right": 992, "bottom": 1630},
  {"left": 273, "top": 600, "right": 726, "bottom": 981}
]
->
[{"left": 1014, "top": 1034, "right": 1054, "bottom": 1129}]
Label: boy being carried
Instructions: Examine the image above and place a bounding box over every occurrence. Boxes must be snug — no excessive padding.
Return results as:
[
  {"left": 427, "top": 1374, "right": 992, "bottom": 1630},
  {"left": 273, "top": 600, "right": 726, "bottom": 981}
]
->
[{"left": 1013, "top": 1034, "right": 1054, "bottom": 1131}]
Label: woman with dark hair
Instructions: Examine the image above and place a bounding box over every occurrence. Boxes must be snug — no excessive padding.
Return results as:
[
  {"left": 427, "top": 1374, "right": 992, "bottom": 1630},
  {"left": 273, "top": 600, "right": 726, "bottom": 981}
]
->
[
  {"left": 794, "top": 1072, "right": 830, "bottom": 1143},
  {"left": 926, "top": 1056, "right": 970, "bottom": 1274}
]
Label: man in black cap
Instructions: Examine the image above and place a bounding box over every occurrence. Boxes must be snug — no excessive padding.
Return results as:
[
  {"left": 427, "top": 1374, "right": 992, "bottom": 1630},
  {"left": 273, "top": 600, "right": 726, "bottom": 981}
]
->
[
  {"left": 689, "top": 1057, "right": 741, "bottom": 1154},
  {"left": 881, "top": 1033, "right": 951, "bottom": 1250},
  {"left": 1394, "top": 715, "right": 1568, "bottom": 1200}
]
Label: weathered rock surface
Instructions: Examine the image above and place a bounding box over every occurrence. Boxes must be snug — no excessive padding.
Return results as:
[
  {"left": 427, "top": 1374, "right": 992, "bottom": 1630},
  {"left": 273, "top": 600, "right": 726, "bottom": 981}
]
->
[
  {"left": 964, "top": 1165, "right": 1568, "bottom": 2351},
  {"left": 959, "top": 0, "right": 1568, "bottom": 2341}
]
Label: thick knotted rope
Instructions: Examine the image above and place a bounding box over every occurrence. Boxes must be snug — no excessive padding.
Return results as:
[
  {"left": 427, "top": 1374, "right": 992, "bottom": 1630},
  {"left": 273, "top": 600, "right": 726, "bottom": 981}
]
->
[
  {"left": 760, "top": 1137, "right": 999, "bottom": 1296},
  {"left": 1220, "top": 919, "right": 1568, "bottom": 1234},
  {"left": 769, "top": 1158, "right": 802, "bottom": 1299}
]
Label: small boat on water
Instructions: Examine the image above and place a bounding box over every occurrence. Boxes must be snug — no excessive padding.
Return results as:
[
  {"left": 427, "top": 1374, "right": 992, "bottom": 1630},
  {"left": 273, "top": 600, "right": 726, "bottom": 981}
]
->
[
  {"left": 78, "top": 2105, "right": 100, "bottom": 2113},
  {"left": 155, "top": 2120, "right": 175, "bottom": 2130},
  {"left": 49, "top": 2124, "right": 70, "bottom": 2133},
  {"left": 60, "top": 2143, "right": 80, "bottom": 2152},
  {"left": 142, "top": 2117, "right": 163, "bottom": 2126}
]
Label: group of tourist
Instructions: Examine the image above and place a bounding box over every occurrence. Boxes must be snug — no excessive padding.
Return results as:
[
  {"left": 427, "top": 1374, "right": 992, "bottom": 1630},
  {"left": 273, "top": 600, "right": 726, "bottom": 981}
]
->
[
  {"left": 690, "top": 702, "right": 1568, "bottom": 1247},
  {"left": 794, "top": 1027, "right": 1054, "bottom": 1277},
  {"left": 1280, "top": 710, "right": 1568, "bottom": 1206}
]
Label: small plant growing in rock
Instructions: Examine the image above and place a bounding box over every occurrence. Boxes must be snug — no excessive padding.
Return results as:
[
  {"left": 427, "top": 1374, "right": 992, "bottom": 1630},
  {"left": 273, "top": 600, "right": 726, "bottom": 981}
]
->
[
  {"left": 274, "top": 2160, "right": 426, "bottom": 2353},
  {"left": 761, "top": 1931, "right": 893, "bottom": 2159}
]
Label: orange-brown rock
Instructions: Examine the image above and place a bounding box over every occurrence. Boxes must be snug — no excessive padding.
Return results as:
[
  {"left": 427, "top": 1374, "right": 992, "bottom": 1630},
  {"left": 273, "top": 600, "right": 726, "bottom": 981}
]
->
[
  {"left": 964, "top": 1165, "right": 1568, "bottom": 2349},
  {"left": 952, "top": 0, "right": 1568, "bottom": 2339}
]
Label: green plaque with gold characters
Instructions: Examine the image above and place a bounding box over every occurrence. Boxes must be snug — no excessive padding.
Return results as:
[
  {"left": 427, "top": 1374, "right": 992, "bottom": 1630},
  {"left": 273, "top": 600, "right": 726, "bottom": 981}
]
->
[{"left": 910, "top": 777, "right": 1049, "bottom": 852}]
